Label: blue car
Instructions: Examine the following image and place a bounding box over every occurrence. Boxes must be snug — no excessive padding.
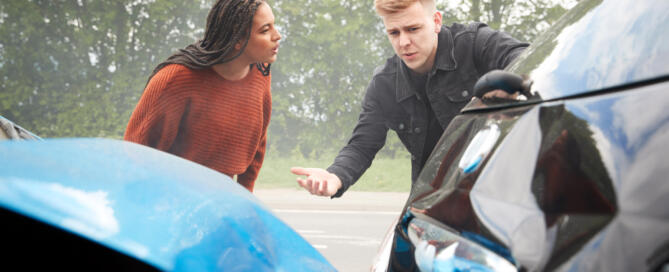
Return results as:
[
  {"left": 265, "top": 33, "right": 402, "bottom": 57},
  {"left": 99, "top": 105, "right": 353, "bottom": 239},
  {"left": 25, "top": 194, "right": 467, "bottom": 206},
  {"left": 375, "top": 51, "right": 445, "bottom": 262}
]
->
[{"left": 0, "top": 117, "right": 335, "bottom": 271}]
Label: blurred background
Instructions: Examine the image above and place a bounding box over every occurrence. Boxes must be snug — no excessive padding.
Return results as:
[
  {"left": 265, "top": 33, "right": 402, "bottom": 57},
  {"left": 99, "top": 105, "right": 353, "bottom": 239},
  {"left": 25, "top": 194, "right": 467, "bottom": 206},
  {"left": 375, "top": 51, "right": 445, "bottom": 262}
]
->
[{"left": 0, "top": 0, "right": 576, "bottom": 191}]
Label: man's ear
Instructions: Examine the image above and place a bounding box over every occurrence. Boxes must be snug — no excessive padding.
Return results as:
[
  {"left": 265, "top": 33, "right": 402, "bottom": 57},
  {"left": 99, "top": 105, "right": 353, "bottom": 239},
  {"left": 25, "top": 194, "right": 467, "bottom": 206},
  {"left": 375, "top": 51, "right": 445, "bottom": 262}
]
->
[
  {"left": 235, "top": 41, "right": 243, "bottom": 50},
  {"left": 433, "top": 11, "right": 442, "bottom": 33}
]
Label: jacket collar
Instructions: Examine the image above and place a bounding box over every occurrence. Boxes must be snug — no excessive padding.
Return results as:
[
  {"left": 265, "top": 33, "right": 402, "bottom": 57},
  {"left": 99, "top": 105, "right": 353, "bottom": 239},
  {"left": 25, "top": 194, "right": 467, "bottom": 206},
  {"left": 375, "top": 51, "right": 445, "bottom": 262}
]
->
[{"left": 396, "top": 25, "right": 456, "bottom": 102}]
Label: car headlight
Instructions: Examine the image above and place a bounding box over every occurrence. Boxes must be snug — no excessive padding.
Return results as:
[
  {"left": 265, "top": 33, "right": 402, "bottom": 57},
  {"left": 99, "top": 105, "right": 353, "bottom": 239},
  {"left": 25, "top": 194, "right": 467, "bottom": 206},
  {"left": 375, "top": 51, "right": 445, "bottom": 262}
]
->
[{"left": 408, "top": 216, "right": 517, "bottom": 272}]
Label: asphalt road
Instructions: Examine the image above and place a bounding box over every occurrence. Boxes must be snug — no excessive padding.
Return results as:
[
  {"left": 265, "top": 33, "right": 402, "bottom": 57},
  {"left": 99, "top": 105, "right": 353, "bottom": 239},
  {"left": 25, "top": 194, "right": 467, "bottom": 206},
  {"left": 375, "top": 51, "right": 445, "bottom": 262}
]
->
[{"left": 255, "top": 189, "right": 409, "bottom": 272}]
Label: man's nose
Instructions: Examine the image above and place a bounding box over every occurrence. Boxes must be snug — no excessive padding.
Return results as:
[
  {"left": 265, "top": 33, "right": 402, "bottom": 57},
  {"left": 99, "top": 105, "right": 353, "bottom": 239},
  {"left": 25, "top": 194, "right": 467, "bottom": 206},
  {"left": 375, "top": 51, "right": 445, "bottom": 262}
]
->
[{"left": 399, "top": 32, "right": 411, "bottom": 48}]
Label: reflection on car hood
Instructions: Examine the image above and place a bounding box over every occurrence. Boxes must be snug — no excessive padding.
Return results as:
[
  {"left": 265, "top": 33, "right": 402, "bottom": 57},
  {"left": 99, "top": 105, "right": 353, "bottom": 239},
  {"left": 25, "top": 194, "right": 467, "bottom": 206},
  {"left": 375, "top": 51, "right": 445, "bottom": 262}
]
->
[
  {"left": 0, "top": 138, "right": 334, "bottom": 272},
  {"left": 411, "top": 81, "right": 669, "bottom": 271},
  {"left": 465, "top": 0, "right": 669, "bottom": 112}
]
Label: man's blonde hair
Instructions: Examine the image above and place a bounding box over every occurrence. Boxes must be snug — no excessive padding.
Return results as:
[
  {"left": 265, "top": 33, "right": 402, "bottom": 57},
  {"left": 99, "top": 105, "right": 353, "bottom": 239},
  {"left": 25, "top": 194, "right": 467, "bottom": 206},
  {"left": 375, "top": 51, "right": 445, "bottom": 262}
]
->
[{"left": 374, "top": 0, "right": 436, "bottom": 15}]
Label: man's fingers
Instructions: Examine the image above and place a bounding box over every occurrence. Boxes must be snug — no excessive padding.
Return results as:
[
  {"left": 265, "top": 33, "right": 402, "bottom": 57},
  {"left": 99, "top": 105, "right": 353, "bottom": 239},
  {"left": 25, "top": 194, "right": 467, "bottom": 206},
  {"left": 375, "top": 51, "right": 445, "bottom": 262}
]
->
[
  {"left": 293, "top": 167, "right": 336, "bottom": 196},
  {"left": 298, "top": 178, "right": 317, "bottom": 195},
  {"left": 483, "top": 89, "right": 518, "bottom": 99},
  {"left": 305, "top": 179, "right": 314, "bottom": 192},
  {"left": 290, "top": 167, "right": 310, "bottom": 176},
  {"left": 297, "top": 178, "right": 310, "bottom": 192},
  {"left": 319, "top": 180, "right": 329, "bottom": 195}
]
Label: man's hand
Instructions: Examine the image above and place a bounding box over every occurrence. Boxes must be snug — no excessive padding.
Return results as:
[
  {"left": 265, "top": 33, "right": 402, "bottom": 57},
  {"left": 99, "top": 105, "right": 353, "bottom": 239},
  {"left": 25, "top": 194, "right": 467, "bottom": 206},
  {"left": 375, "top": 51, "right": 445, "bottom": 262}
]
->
[
  {"left": 482, "top": 89, "right": 519, "bottom": 100},
  {"left": 290, "top": 167, "right": 342, "bottom": 197}
]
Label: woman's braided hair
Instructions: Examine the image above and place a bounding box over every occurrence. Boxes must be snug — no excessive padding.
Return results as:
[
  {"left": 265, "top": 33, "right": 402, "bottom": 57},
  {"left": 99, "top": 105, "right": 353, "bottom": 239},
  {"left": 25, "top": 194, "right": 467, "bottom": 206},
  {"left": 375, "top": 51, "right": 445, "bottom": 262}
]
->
[{"left": 149, "top": 0, "right": 270, "bottom": 82}]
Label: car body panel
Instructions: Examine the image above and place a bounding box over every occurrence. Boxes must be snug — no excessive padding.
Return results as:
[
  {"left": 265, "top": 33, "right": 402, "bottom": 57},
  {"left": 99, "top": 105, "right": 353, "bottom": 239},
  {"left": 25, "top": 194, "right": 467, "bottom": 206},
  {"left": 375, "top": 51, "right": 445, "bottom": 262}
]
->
[
  {"left": 464, "top": 0, "right": 669, "bottom": 112},
  {"left": 0, "top": 138, "right": 335, "bottom": 271},
  {"left": 391, "top": 78, "right": 669, "bottom": 271},
  {"left": 385, "top": 1, "right": 669, "bottom": 266}
]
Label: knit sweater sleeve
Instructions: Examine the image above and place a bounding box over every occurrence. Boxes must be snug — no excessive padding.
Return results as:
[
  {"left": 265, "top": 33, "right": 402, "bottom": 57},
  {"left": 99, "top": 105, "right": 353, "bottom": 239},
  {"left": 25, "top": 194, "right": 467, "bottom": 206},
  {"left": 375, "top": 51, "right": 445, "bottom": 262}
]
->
[
  {"left": 124, "top": 65, "right": 186, "bottom": 152},
  {"left": 237, "top": 74, "right": 272, "bottom": 191}
]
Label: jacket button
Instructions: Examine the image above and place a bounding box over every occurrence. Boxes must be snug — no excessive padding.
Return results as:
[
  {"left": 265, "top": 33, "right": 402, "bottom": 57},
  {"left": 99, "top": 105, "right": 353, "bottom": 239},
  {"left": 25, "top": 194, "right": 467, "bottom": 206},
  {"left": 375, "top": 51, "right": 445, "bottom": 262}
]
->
[
  {"left": 462, "top": 90, "right": 469, "bottom": 97},
  {"left": 411, "top": 155, "right": 416, "bottom": 160},
  {"left": 399, "top": 123, "right": 405, "bottom": 130},
  {"left": 414, "top": 127, "right": 421, "bottom": 133}
]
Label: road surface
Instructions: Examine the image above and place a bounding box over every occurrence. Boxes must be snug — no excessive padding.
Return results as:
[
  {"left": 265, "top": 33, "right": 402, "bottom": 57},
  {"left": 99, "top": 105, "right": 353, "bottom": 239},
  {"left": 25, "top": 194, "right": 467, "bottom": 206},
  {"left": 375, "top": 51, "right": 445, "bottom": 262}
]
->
[{"left": 255, "top": 189, "right": 409, "bottom": 272}]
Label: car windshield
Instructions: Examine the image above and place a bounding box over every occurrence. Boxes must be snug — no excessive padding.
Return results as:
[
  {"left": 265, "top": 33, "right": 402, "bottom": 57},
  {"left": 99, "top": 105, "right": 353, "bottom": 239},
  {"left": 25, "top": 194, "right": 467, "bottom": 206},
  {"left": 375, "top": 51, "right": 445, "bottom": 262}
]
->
[{"left": 505, "top": 0, "right": 669, "bottom": 101}]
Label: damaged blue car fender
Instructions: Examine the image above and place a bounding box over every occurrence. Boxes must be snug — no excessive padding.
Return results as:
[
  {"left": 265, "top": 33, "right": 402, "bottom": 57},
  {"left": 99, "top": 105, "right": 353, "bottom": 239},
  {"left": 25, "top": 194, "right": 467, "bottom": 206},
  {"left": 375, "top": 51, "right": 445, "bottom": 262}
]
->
[{"left": 0, "top": 138, "right": 335, "bottom": 271}]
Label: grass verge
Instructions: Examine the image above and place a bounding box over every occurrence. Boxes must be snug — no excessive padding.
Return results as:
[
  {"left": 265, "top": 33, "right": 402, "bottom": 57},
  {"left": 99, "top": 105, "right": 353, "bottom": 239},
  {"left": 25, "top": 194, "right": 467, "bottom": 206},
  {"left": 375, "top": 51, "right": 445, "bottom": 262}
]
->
[{"left": 255, "top": 155, "right": 411, "bottom": 192}]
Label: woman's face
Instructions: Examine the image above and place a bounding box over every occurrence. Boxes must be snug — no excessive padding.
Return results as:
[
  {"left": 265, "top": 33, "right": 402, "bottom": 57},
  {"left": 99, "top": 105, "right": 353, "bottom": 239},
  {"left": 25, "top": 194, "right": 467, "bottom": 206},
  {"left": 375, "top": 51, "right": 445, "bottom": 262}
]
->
[{"left": 240, "top": 2, "right": 281, "bottom": 64}]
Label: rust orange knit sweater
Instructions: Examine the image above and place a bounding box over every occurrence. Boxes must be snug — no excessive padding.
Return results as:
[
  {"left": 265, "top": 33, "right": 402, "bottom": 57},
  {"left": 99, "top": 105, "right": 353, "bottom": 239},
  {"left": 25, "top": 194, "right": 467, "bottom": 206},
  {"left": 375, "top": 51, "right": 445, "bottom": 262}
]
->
[{"left": 124, "top": 64, "right": 271, "bottom": 191}]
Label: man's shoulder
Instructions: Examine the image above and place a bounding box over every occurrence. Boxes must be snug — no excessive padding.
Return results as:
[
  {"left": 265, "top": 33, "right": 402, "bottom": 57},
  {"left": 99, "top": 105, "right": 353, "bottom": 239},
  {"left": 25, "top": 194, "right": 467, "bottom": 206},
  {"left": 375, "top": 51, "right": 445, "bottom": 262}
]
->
[
  {"left": 445, "top": 22, "right": 488, "bottom": 36},
  {"left": 362, "top": 56, "right": 399, "bottom": 98},
  {"left": 371, "top": 55, "right": 399, "bottom": 79}
]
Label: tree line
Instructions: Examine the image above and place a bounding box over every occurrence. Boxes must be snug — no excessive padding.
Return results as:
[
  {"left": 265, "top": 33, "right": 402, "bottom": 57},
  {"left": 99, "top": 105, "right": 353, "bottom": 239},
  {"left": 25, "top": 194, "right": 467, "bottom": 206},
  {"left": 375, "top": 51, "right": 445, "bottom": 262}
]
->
[{"left": 0, "top": 0, "right": 574, "bottom": 158}]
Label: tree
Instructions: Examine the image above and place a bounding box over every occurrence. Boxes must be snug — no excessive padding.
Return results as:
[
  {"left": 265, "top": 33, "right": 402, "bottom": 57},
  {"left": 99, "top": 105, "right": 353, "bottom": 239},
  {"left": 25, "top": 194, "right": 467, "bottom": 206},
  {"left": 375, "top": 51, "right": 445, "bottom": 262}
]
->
[
  {"left": 0, "top": 0, "right": 210, "bottom": 138},
  {"left": 0, "top": 0, "right": 576, "bottom": 158},
  {"left": 439, "top": 0, "right": 576, "bottom": 42},
  {"left": 268, "top": 0, "right": 394, "bottom": 157}
]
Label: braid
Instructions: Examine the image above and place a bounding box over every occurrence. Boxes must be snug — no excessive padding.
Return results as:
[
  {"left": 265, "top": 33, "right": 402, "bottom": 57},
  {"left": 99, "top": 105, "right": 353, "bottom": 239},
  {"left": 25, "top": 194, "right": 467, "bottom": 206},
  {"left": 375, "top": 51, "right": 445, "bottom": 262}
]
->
[
  {"left": 256, "top": 63, "right": 271, "bottom": 76},
  {"left": 148, "top": 0, "right": 269, "bottom": 82}
]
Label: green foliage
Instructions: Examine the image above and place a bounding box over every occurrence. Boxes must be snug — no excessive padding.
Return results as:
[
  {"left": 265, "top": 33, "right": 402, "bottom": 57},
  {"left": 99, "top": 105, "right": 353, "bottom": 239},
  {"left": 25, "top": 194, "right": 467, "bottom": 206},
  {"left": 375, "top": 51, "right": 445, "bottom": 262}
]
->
[
  {"left": 0, "top": 0, "right": 210, "bottom": 137},
  {"left": 256, "top": 151, "right": 411, "bottom": 192},
  {"left": 268, "top": 0, "right": 393, "bottom": 158},
  {"left": 439, "top": 0, "right": 574, "bottom": 42},
  {"left": 1, "top": 0, "right": 576, "bottom": 162}
]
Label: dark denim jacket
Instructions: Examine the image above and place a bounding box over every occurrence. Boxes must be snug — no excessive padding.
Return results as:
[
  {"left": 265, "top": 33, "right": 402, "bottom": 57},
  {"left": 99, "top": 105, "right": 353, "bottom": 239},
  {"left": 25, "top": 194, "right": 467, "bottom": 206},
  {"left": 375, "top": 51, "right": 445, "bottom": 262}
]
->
[{"left": 328, "top": 23, "right": 529, "bottom": 197}]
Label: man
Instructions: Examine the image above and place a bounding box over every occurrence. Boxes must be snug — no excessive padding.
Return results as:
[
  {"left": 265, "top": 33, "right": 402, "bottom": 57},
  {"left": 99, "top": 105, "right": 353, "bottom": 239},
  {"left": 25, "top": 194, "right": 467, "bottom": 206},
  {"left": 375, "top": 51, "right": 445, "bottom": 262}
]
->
[{"left": 291, "top": 0, "right": 528, "bottom": 197}]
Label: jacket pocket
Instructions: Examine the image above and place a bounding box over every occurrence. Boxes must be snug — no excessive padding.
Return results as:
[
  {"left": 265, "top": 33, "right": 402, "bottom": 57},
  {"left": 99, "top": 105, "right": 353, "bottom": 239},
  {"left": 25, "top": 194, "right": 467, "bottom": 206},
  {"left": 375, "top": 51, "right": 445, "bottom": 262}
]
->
[
  {"left": 385, "top": 117, "right": 410, "bottom": 133},
  {"left": 436, "top": 74, "right": 477, "bottom": 103},
  {"left": 385, "top": 117, "right": 413, "bottom": 149},
  {"left": 445, "top": 87, "right": 473, "bottom": 103}
]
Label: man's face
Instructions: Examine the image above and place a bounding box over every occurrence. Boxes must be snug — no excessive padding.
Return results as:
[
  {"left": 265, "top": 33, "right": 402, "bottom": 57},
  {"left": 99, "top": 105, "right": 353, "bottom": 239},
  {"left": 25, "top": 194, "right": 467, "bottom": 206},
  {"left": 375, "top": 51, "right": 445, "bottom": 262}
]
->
[{"left": 381, "top": 1, "right": 441, "bottom": 74}]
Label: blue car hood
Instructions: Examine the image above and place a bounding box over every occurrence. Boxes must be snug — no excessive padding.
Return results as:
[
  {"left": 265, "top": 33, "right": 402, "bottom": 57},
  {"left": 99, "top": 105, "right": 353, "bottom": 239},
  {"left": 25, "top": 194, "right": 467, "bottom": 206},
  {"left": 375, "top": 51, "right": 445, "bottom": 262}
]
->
[{"left": 0, "top": 138, "right": 334, "bottom": 271}]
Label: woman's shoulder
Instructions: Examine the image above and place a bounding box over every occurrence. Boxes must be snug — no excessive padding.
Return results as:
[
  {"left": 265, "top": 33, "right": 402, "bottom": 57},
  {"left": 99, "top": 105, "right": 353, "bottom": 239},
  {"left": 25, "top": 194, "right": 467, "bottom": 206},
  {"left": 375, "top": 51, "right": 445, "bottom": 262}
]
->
[
  {"left": 155, "top": 64, "right": 201, "bottom": 79},
  {"left": 153, "top": 64, "right": 216, "bottom": 88},
  {"left": 144, "top": 64, "right": 209, "bottom": 97},
  {"left": 249, "top": 65, "right": 272, "bottom": 88}
]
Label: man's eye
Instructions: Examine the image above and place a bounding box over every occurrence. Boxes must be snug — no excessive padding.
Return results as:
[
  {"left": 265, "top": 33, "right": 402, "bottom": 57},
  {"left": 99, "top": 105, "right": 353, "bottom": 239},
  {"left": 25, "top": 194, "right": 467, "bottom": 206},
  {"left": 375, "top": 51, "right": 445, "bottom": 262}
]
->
[
  {"left": 389, "top": 31, "right": 399, "bottom": 36},
  {"left": 409, "top": 27, "right": 418, "bottom": 32}
]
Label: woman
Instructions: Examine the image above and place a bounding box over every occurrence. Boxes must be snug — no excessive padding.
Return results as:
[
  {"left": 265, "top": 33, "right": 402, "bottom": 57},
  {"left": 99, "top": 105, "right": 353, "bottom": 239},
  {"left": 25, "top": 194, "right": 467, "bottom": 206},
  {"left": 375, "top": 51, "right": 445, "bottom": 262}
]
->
[{"left": 124, "top": 0, "right": 281, "bottom": 192}]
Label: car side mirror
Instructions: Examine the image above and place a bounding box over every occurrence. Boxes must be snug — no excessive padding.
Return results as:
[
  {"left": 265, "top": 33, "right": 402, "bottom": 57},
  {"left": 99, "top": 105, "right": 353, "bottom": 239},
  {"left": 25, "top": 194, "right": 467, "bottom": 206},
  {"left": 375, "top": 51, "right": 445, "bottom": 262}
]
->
[{"left": 473, "top": 70, "right": 533, "bottom": 99}]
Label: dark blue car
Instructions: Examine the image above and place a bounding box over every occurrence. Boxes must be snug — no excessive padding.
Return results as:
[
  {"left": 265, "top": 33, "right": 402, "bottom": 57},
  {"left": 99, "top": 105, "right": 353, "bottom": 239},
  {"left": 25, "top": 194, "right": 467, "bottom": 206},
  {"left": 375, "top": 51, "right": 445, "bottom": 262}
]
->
[{"left": 373, "top": 0, "right": 669, "bottom": 271}]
